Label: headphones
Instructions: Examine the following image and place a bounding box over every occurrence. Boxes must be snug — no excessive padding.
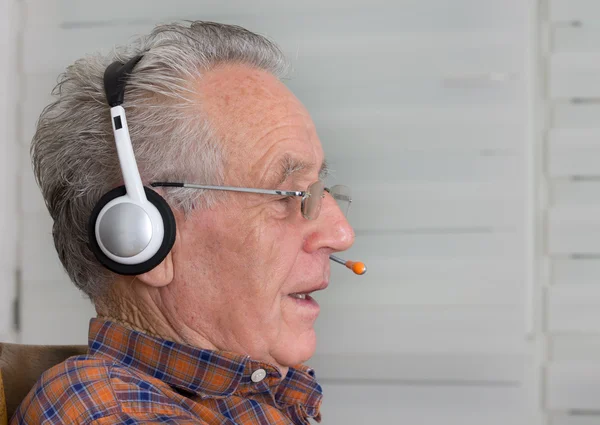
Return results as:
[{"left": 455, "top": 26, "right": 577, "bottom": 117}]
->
[{"left": 88, "top": 55, "right": 176, "bottom": 275}]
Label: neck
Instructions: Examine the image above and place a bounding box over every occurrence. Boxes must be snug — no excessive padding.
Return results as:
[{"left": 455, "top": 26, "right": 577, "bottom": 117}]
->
[
  {"left": 95, "top": 280, "right": 289, "bottom": 377},
  {"left": 95, "top": 314, "right": 165, "bottom": 340},
  {"left": 94, "top": 281, "right": 217, "bottom": 351}
]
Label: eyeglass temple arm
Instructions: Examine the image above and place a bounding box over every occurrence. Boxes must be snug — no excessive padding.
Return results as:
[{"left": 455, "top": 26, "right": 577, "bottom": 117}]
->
[
  {"left": 150, "top": 182, "right": 304, "bottom": 197},
  {"left": 324, "top": 187, "right": 352, "bottom": 203}
]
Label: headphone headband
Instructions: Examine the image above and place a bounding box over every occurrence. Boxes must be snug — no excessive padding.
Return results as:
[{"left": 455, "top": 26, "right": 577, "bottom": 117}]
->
[
  {"left": 104, "top": 55, "right": 144, "bottom": 107},
  {"left": 89, "top": 53, "right": 177, "bottom": 275}
]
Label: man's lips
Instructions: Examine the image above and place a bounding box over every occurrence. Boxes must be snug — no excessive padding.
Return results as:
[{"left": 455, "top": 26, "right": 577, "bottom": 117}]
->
[{"left": 288, "top": 281, "right": 329, "bottom": 299}]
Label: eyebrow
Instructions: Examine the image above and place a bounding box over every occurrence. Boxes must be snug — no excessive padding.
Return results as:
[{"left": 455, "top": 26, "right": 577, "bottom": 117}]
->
[{"left": 273, "top": 155, "right": 329, "bottom": 187}]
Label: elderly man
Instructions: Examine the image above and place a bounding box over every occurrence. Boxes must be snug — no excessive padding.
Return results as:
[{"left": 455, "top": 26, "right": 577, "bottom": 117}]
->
[{"left": 13, "top": 21, "right": 355, "bottom": 425}]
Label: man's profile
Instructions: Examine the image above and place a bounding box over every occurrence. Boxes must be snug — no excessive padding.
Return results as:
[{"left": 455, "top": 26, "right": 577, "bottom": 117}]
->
[{"left": 12, "top": 21, "right": 355, "bottom": 425}]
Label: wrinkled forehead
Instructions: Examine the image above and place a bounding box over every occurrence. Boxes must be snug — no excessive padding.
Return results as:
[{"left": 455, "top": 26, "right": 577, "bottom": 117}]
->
[{"left": 195, "top": 64, "right": 323, "bottom": 183}]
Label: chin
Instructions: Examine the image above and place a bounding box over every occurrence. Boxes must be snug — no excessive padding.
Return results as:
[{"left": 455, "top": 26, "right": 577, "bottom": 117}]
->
[{"left": 273, "top": 329, "right": 317, "bottom": 367}]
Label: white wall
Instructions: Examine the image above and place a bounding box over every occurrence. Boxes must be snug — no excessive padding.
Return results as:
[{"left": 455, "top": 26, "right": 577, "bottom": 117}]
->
[{"left": 5, "top": 1, "right": 547, "bottom": 424}]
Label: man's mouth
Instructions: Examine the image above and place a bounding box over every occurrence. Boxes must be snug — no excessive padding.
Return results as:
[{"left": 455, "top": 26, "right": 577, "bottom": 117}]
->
[
  {"left": 287, "top": 285, "right": 324, "bottom": 318},
  {"left": 288, "top": 281, "right": 328, "bottom": 301}
]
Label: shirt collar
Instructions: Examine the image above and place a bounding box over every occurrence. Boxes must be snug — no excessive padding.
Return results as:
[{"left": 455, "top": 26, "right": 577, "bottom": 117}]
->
[{"left": 88, "top": 318, "right": 322, "bottom": 414}]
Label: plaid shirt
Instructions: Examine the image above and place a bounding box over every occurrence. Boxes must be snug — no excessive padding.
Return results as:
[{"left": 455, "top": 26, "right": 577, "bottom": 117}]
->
[{"left": 12, "top": 319, "right": 323, "bottom": 424}]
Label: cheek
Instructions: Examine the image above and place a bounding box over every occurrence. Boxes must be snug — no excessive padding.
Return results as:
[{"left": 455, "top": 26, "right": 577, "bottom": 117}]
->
[
  {"left": 247, "top": 212, "right": 303, "bottom": 267},
  {"left": 176, "top": 209, "right": 306, "bottom": 313},
  {"left": 261, "top": 220, "right": 308, "bottom": 284},
  {"left": 228, "top": 220, "right": 308, "bottom": 331}
]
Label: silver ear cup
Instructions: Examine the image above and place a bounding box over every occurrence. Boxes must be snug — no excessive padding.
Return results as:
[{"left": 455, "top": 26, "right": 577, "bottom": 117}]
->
[
  {"left": 89, "top": 186, "right": 174, "bottom": 275},
  {"left": 97, "top": 202, "right": 153, "bottom": 258}
]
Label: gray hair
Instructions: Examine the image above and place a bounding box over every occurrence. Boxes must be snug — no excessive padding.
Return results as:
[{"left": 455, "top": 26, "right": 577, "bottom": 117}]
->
[{"left": 31, "top": 21, "right": 290, "bottom": 301}]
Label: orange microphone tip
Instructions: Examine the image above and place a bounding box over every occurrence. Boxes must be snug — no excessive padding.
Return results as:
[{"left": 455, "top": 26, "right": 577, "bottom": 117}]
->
[
  {"left": 345, "top": 261, "right": 367, "bottom": 276},
  {"left": 352, "top": 262, "right": 367, "bottom": 275},
  {"left": 329, "top": 255, "right": 367, "bottom": 275}
]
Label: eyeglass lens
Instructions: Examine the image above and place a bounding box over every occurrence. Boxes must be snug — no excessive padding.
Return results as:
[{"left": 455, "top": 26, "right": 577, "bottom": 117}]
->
[
  {"left": 302, "top": 180, "right": 326, "bottom": 220},
  {"left": 329, "top": 185, "right": 351, "bottom": 217},
  {"left": 301, "top": 182, "right": 351, "bottom": 220}
]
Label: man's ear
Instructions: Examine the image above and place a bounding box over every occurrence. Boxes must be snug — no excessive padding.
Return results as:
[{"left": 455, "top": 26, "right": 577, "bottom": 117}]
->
[{"left": 136, "top": 228, "right": 179, "bottom": 288}]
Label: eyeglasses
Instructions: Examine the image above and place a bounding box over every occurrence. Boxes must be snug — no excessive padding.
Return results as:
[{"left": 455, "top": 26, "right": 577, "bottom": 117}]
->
[{"left": 150, "top": 181, "right": 352, "bottom": 220}]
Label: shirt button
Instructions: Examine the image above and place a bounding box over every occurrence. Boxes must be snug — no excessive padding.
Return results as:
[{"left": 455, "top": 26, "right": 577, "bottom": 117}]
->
[{"left": 251, "top": 369, "right": 267, "bottom": 383}]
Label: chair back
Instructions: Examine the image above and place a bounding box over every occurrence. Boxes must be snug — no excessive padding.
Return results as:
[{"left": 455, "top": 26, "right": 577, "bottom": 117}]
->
[
  {"left": 1, "top": 370, "right": 7, "bottom": 425},
  {"left": 0, "top": 343, "right": 87, "bottom": 423}
]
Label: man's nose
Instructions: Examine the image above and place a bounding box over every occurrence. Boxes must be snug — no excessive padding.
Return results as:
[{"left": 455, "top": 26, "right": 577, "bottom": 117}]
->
[{"left": 303, "top": 192, "right": 355, "bottom": 253}]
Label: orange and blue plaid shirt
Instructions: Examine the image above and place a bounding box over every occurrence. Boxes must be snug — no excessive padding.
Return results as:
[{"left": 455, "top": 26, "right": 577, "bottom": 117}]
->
[{"left": 12, "top": 319, "right": 323, "bottom": 424}]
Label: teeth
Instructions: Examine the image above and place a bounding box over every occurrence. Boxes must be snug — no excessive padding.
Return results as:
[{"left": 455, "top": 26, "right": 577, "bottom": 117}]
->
[{"left": 291, "top": 293, "right": 307, "bottom": 300}]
